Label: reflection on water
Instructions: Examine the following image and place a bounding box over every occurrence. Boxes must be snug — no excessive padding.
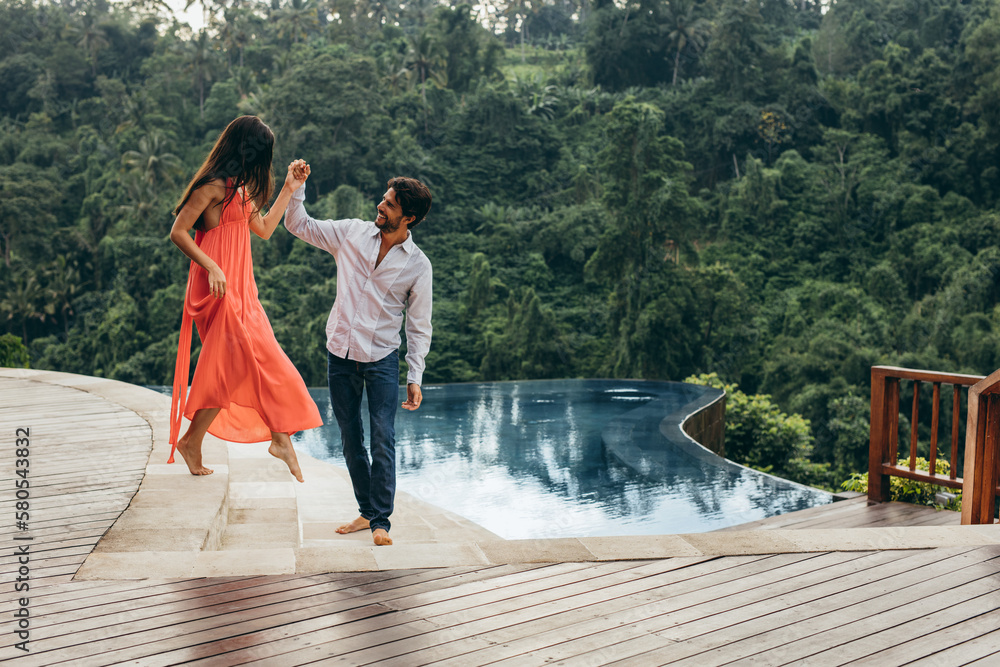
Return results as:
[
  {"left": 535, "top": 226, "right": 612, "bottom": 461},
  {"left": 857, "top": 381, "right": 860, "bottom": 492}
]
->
[{"left": 293, "top": 379, "right": 833, "bottom": 540}]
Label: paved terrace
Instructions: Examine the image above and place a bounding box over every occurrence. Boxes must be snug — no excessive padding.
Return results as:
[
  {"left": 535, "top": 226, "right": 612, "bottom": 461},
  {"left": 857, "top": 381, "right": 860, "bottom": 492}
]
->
[{"left": 2, "top": 368, "right": 1000, "bottom": 665}]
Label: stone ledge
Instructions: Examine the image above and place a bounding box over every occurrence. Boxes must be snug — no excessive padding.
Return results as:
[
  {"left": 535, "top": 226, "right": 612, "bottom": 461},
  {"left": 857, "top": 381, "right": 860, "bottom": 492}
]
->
[{"left": 73, "top": 524, "right": 1000, "bottom": 578}]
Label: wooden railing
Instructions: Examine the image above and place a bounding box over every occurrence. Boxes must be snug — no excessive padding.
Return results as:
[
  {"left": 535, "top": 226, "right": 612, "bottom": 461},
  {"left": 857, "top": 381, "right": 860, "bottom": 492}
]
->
[
  {"left": 961, "top": 367, "right": 1000, "bottom": 524},
  {"left": 868, "top": 365, "right": 1000, "bottom": 524}
]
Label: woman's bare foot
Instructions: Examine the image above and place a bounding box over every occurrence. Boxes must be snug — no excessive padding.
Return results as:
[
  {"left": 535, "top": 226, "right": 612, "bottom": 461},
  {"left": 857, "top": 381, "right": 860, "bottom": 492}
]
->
[
  {"left": 268, "top": 436, "right": 304, "bottom": 482},
  {"left": 176, "top": 434, "right": 214, "bottom": 475},
  {"left": 336, "top": 516, "right": 370, "bottom": 534},
  {"left": 373, "top": 528, "right": 393, "bottom": 546}
]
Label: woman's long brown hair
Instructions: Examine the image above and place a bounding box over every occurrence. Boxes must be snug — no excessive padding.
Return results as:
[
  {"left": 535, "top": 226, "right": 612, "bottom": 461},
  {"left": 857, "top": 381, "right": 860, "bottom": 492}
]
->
[{"left": 173, "top": 115, "right": 275, "bottom": 229}]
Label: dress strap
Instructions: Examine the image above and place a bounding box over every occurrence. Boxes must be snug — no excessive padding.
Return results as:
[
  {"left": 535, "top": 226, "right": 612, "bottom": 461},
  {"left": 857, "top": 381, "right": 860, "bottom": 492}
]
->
[{"left": 168, "top": 257, "right": 198, "bottom": 462}]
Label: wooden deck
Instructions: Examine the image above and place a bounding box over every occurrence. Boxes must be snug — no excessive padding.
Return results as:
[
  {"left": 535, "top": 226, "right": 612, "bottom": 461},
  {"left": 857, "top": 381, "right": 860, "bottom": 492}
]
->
[
  {"left": 720, "top": 494, "right": 962, "bottom": 532},
  {"left": 3, "top": 370, "right": 1000, "bottom": 666},
  {"left": 0, "top": 377, "right": 150, "bottom": 587},
  {"left": 9, "top": 546, "right": 1000, "bottom": 665}
]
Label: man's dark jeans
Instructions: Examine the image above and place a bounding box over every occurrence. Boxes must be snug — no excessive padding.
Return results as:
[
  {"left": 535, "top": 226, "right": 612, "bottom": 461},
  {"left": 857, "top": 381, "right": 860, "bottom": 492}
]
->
[{"left": 327, "top": 349, "right": 399, "bottom": 533}]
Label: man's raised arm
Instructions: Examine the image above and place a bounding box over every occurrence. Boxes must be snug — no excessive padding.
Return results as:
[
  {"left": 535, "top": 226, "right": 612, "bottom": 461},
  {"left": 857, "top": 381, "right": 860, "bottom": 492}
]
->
[{"left": 283, "top": 169, "right": 349, "bottom": 254}]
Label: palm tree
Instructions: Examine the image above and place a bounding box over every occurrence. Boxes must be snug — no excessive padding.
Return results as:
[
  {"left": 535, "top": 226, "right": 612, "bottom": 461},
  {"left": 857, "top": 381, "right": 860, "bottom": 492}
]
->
[
  {"left": 44, "top": 255, "right": 84, "bottom": 338},
  {"left": 118, "top": 170, "right": 160, "bottom": 223},
  {"left": 1, "top": 274, "right": 45, "bottom": 345},
  {"left": 273, "top": 50, "right": 295, "bottom": 75},
  {"left": 75, "top": 194, "right": 111, "bottom": 290},
  {"left": 504, "top": 0, "right": 535, "bottom": 62},
  {"left": 380, "top": 51, "right": 412, "bottom": 96},
  {"left": 122, "top": 131, "right": 184, "bottom": 199},
  {"left": 231, "top": 66, "right": 259, "bottom": 99},
  {"left": 119, "top": 91, "right": 156, "bottom": 133},
  {"left": 365, "top": 0, "right": 400, "bottom": 27},
  {"left": 66, "top": 12, "right": 109, "bottom": 78},
  {"left": 277, "top": 0, "right": 319, "bottom": 44},
  {"left": 219, "top": 8, "right": 255, "bottom": 67},
  {"left": 663, "top": 0, "right": 711, "bottom": 85},
  {"left": 407, "top": 32, "right": 446, "bottom": 95},
  {"left": 182, "top": 30, "right": 215, "bottom": 120},
  {"left": 513, "top": 74, "right": 559, "bottom": 120},
  {"left": 406, "top": 31, "right": 446, "bottom": 132},
  {"left": 401, "top": 0, "right": 435, "bottom": 30}
]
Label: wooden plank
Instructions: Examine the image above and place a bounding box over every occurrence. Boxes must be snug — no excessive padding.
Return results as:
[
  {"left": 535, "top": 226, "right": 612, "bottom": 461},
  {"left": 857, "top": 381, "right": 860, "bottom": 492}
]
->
[
  {"left": 0, "top": 453, "right": 149, "bottom": 469},
  {"left": 781, "top": 502, "right": 954, "bottom": 530},
  {"left": 471, "top": 551, "right": 934, "bottom": 667},
  {"left": 834, "top": 607, "right": 1000, "bottom": 666},
  {"left": 31, "top": 567, "right": 486, "bottom": 621},
  {"left": 902, "top": 628, "right": 1000, "bottom": 666},
  {"left": 952, "top": 384, "right": 962, "bottom": 479},
  {"left": 0, "top": 479, "right": 144, "bottom": 506},
  {"left": 101, "top": 563, "right": 643, "bottom": 665},
  {"left": 872, "top": 366, "right": 983, "bottom": 386},
  {"left": 708, "top": 559, "right": 1000, "bottom": 665},
  {"left": 1, "top": 469, "right": 147, "bottom": 487},
  {"left": 565, "top": 547, "right": 996, "bottom": 666},
  {"left": 0, "top": 489, "right": 137, "bottom": 510},
  {"left": 378, "top": 552, "right": 896, "bottom": 667},
  {"left": 962, "top": 645, "right": 1000, "bottom": 666},
  {"left": 910, "top": 379, "right": 921, "bottom": 469},
  {"left": 869, "top": 369, "right": 889, "bottom": 503},
  {"left": 983, "top": 394, "right": 1000, "bottom": 524},
  {"left": 929, "top": 382, "right": 941, "bottom": 473},
  {"left": 779, "top": 504, "right": 911, "bottom": 530},
  {"left": 0, "top": 512, "right": 127, "bottom": 536},
  {"left": 29, "top": 576, "right": 302, "bottom": 612},
  {"left": 193, "top": 558, "right": 726, "bottom": 666},
  {"left": 127, "top": 561, "right": 688, "bottom": 666},
  {"left": 178, "top": 555, "right": 821, "bottom": 667},
  {"left": 881, "top": 464, "right": 964, "bottom": 490},
  {"left": 13, "top": 565, "right": 555, "bottom": 664},
  {"left": 716, "top": 497, "right": 867, "bottom": 531}
]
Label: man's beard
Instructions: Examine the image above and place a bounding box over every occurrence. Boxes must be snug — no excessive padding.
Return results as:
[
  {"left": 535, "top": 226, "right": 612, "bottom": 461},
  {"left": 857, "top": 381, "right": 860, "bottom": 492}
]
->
[{"left": 376, "top": 215, "right": 399, "bottom": 233}]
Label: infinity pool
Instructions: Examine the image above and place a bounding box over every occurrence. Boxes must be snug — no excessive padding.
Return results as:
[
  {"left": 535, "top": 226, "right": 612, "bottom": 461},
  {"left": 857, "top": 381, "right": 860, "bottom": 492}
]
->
[{"left": 291, "top": 380, "right": 832, "bottom": 539}]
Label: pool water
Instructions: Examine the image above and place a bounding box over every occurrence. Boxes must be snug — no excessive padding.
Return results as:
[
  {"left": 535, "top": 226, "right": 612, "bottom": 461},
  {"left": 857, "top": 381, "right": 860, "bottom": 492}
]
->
[{"left": 292, "top": 379, "right": 832, "bottom": 540}]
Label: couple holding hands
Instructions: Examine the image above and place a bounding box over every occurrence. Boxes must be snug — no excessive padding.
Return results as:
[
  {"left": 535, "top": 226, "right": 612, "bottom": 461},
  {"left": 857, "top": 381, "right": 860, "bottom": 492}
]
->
[{"left": 167, "top": 115, "right": 433, "bottom": 547}]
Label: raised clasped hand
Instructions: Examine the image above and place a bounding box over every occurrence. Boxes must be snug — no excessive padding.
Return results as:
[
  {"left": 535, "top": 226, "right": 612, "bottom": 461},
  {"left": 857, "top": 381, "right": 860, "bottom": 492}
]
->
[{"left": 286, "top": 159, "right": 311, "bottom": 191}]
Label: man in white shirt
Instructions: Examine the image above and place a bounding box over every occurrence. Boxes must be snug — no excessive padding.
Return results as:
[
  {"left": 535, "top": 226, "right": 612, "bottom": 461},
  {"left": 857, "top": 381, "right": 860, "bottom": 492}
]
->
[{"left": 285, "top": 161, "right": 433, "bottom": 546}]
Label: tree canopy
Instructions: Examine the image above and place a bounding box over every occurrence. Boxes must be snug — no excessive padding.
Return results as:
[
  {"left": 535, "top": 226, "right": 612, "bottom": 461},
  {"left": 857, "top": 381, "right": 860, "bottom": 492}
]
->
[{"left": 2, "top": 0, "right": 999, "bottom": 489}]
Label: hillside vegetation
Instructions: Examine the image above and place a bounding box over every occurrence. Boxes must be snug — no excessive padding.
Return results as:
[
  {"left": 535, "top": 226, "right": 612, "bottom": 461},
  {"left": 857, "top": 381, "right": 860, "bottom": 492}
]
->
[{"left": 3, "top": 0, "right": 999, "bottom": 487}]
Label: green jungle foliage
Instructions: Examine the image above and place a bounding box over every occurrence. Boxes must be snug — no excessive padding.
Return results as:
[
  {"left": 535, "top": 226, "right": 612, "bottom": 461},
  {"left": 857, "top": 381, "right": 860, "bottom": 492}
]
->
[
  {"left": 686, "top": 373, "right": 831, "bottom": 487},
  {"left": 2, "top": 0, "right": 999, "bottom": 490}
]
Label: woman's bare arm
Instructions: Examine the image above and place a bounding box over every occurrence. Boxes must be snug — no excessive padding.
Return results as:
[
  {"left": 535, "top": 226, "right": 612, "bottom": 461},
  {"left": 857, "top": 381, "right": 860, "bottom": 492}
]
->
[
  {"left": 248, "top": 160, "right": 309, "bottom": 240},
  {"left": 169, "top": 181, "right": 228, "bottom": 299}
]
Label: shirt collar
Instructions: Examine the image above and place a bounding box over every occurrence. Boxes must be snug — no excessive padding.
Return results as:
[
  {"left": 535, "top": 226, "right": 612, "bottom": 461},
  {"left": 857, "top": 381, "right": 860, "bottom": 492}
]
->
[{"left": 370, "top": 225, "right": 415, "bottom": 253}]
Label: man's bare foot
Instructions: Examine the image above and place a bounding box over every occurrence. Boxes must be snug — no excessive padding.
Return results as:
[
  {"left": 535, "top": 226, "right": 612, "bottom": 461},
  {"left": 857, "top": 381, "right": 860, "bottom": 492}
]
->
[
  {"left": 268, "top": 438, "right": 304, "bottom": 482},
  {"left": 373, "top": 528, "right": 393, "bottom": 546},
  {"left": 336, "top": 516, "right": 370, "bottom": 534},
  {"left": 176, "top": 434, "right": 213, "bottom": 476}
]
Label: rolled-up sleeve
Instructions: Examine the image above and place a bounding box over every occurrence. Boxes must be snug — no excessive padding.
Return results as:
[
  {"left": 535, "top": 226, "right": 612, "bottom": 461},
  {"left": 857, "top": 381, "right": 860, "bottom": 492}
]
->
[
  {"left": 404, "top": 262, "right": 433, "bottom": 386},
  {"left": 284, "top": 187, "right": 350, "bottom": 254}
]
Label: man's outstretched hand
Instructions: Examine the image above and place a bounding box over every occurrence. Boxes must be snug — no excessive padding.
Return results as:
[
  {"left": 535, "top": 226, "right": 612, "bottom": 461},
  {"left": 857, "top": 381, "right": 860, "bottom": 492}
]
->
[
  {"left": 286, "top": 158, "right": 310, "bottom": 191},
  {"left": 402, "top": 383, "right": 422, "bottom": 411}
]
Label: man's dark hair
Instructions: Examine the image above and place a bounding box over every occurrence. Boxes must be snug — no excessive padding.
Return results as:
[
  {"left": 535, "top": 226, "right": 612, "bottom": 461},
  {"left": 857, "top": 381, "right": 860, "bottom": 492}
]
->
[{"left": 388, "top": 177, "right": 432, "bottom": 228}]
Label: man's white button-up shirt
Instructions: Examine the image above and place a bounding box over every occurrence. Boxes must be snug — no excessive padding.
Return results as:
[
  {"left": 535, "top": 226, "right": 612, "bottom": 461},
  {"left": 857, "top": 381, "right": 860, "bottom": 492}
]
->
[{"left": 284, "top": 187, "right": 433, "bottom": 386}]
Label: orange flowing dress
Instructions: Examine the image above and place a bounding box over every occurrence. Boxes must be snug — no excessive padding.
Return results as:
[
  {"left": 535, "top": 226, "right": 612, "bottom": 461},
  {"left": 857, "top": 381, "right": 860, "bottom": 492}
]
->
[{"left": 168, "top": 185, "right": 323, "bottom": 461}]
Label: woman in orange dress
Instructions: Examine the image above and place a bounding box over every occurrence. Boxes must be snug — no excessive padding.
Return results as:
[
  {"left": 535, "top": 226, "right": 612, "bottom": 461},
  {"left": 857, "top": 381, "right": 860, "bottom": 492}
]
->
[{"left": 168, "top": 115, "right": 321, "bottom": 481}]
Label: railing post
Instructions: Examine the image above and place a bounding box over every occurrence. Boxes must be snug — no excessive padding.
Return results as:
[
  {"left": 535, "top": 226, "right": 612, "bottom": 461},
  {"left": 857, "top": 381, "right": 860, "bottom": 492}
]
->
[
  {"left": 962, "top": 370, "right": 1000, "bottom": 525},
  {"left": 985, "top": 395, "right": 1000, "bottom": 522},
  {"left": 869, "top": 368, "right": 893, "bottom": 504}
]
